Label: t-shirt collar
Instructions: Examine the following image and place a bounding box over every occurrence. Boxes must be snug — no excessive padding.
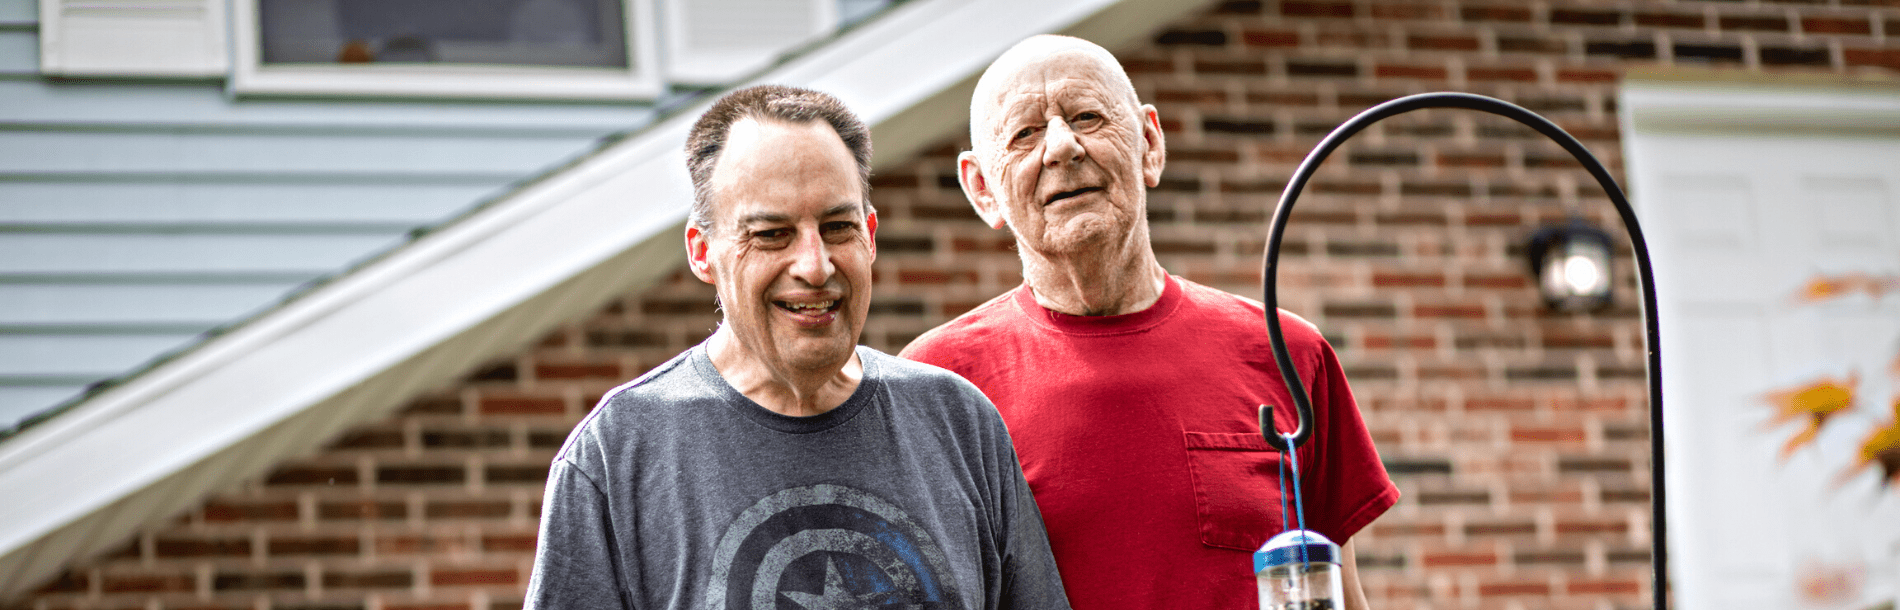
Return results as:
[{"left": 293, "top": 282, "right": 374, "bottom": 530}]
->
[
  {"left": 690, "top": 343, "right": 879, "bottom": 434},
  {"left": 1014, "top": 273, "right": 1183, "bottom": 335}
]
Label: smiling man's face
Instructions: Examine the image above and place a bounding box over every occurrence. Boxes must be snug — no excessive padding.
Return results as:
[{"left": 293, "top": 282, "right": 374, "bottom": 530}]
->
[
  {"left": 964, "top": 39, "right": 1162, "bottom": 260},
  {"left": 689, "top": 117, "right": 875, "bottom": 379}
]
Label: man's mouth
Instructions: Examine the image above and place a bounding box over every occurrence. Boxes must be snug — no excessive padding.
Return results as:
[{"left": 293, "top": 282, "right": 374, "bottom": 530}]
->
[
  {"left": 774, "top": 299, "right": 841, "bottom": 315},
  {"left": 1045, "top": 186, "right": 1104, "bottom": 205}
]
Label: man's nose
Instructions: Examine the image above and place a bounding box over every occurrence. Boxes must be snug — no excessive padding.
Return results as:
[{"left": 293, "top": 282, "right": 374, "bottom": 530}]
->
[
  {"left": 1041, "top": 119, "right": 1083, "bottom": 167},
  {"left": 788, "top": 227, "right": 835, "bottom": 286}
]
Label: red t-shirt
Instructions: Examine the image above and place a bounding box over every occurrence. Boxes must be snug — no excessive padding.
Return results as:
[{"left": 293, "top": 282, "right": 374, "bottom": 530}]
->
[{"left": 901, "top": 275, "right": 1397, "bottom": 609}]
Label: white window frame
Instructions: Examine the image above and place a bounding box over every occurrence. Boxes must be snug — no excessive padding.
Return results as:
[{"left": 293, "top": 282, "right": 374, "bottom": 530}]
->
[{"left": 229, "top": 0, "right": 662, "bottom": 101}]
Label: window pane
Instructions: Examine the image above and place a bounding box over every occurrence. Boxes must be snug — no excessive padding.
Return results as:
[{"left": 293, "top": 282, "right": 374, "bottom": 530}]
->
[{"left": 258, "top": 0, "right": 629, "bottom": 68}]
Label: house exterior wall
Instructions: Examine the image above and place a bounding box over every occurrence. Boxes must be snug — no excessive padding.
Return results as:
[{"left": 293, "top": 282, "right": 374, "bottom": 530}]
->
[
  {"left": 0, "top": 0, "right": 658, "bottom": 431},
  {"left": 12, "top": 0, "right": 1899, "bottom": 609}
]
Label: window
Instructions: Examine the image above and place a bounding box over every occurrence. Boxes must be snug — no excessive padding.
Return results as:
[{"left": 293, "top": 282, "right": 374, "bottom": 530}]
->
[{"left": 232, "top": 0, "right": 661, "bottom": 100}]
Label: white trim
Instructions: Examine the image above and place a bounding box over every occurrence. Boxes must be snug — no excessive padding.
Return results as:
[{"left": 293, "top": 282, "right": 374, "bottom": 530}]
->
[
  {"left": 228, "top": 0, "right": 663, "bottom": 100},
  {"left": 1622, "top": 77, "right": 1900, "bottom": 134},
  {"left": 661, "top": 0, "right": 836, "bottom": 86},
  {"left": 38, "top": 0, "right": 231, "bottom": 76},
  {"left": 0, "top": 0, "right": 1214, "bottom": 600}
]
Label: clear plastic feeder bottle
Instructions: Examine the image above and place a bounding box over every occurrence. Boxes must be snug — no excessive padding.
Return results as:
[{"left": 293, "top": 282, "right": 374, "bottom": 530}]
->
[{"left": 1255, "top": 529, "right": 1343, "bottom": 610}]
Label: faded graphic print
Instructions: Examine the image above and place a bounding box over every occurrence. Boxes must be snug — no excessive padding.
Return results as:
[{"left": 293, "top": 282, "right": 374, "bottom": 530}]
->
[{"left": 709, "top": 484, "right": 965, "bottom": 610}]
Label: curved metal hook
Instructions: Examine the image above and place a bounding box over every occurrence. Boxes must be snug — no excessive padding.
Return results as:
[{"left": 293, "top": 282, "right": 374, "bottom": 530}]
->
[{"left": 1259, "top": 92, "right": 1666, "bottom": 609}]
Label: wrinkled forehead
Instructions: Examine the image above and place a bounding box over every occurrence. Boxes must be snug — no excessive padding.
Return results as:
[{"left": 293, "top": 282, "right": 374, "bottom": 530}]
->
[{"left": 970, "top": 39, "right": 1138, "bottom": 140}]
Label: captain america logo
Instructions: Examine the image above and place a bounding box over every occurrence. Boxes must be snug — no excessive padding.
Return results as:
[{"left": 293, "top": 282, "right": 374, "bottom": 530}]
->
[{"left": 708, "top": 484, "right": 965, "bottom": 610}]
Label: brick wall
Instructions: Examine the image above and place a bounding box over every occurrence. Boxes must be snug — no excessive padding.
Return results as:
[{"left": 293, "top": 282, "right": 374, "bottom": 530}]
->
[{"left": 15, "top": 1, "right": 1899, "bottom": 609}]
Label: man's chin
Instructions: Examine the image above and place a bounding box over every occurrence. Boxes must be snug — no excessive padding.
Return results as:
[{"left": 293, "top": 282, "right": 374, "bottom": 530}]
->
[
  {"left": 775, "top": 335, "right": 859, "bottom": 373},
  {"left": 1032, "top": 215, "right": 1121, "bottom": 257}
]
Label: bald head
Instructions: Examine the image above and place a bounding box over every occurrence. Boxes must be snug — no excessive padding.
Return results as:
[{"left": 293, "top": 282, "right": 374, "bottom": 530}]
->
[{"left": 968, "top": 35, "right": 1140, "bottom": 153}]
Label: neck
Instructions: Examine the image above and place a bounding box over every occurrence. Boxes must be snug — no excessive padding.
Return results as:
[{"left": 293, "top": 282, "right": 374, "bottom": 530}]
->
[
  {"left": 1020, "top": 236, "right": 1168, "bottom": 316},
  {"left": 705, "top": 328, "right": 863, "bottom": 417}
]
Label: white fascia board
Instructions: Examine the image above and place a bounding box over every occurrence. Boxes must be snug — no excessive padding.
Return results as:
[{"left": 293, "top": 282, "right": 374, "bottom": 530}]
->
[
  {"left": 0, "top": 0, "right": 1203, "bottom": 599},
  {"left": 1622, "top": 75, "right": 1900, "bottom": 134}
]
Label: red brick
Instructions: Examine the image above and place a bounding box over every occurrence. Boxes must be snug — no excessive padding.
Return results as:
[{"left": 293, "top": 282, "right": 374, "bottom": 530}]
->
[
  {"left": 1241, "top": 29, "right": 1300, "bottom": 48},
  {"left": 1467, "top": 397, "right": 1536, "bottom": 412},
  {"left": 1511, "top": 426, "right": 1586, "bottom": 443},
  {"left": 1845, "top": 48, "right": 1900, "bottom": 71},
  {"left": 1376, "top": 63, "right": 1449, "bottom": 79},
  {"left": 1569, "top": 578, "right": 1642, "bottom": 594},
  {"left": 1634, "top": 12, "right": 1704, "bottom": 29},
  {"left": 102, "top": 574, "right": 195, "bottom": 593},
  {"left": 1423, "top": 550, "right": 1498, "bottom": 567},
  {"left": 1718, "top": 15, "right": 1790, "bottom": 32},
  {"left": 1155, "top": 88, "right": 1228, "bottom": 104},
  {"left": 1370, "top": 3, "right": 1443, "bottom": 20},
  {"left": 203, "top": 501, "right": 298, "bottom": 522},
  {"left": 379, "top": 534, "right": 474, "bottom": 555},
  {"left": 1364, "top": 334, "right": 1436, "bottom": 349},
  {"left": 321, "top": 500, "right": 406, "bottom": 521},
  {"left": 897, "top": 269, "right": 978, "bottom": 284},
  {"left": 534, "top": 362, "right": 621, "bottom": 380},
  {"left": 1556, "top": 519, "right": 1630, "bottom": 535},
  {"left": 1414, "top": 304, "right": 1486, "bottom": 319},
  {"left": 1558, "top": 68, "right": 1619, "bottom": 83},
  {"left": 1373, "top": 272, "right": 1447, "bottom": 288},
  {"left": 155, "top": 538, "right": 250, "bottom": 558},
  {"left": 483, "top": 533, "right": 537, "bottom": 552},
  {"left": 1281, "top": 1, "right": 1353, "bottom": 18},
  {"left": 1438, "top": 153, "right": 1507, "bottom": 168},
  {"left": 431, "top": 569, "right": 519, "bottom": 586},
  {"left": 268, "top": 536, "right": 360, "bottom": 556},
  {"left": 1478, "top": 579, "right": 1552, "bottom": 596},
  {"left": 480, "top": 395, "right": 565, "bottom": 415},
  {"left": 1802, "top": 16, "right": 1872, "bottom": 35},
  {"left": 1410, "top": 34, "right": 1480, "bottom": 51},
  {"left": 1466, "top": 67, "right": 1539, "bottom": 82},
  {"left": 1462, "top": 5, "right": 1530, "bottom": 22},
  {"left": 1464, "top": 274, "right": 1528, "bottom": 289}
]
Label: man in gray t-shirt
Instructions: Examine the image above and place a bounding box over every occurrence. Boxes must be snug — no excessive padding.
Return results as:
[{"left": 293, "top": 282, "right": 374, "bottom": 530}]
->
[{"left": 524, "top": 85, "right": 1069, "bottom": 609}]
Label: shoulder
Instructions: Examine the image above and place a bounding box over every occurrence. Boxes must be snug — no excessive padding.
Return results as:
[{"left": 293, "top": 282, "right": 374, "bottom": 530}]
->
[
  {"left": 863, "top": 348, "right": 1005, "bottom": 431},
  {"left": 865, "top": 348, "right": 991, "bottom": 407},
  {"left": 1173, "top": 276, "right": 1331, "bottom": 350},
  {"left": 554, "top": 349, "right": 702, "bottom": 463},
  {"left": 898, "top": 286, "right": 1027, "bottom": 362}
]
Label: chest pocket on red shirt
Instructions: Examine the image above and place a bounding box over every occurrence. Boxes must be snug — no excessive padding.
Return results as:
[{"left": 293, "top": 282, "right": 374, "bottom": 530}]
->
[{"left": 1182, "top": 431, "right": 1286, "bottom": 551}]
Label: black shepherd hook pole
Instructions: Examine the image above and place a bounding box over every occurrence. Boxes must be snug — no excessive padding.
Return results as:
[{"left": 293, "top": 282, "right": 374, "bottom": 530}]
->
[{"left": 1258, "top": 92, "right": 1667, "bottom": 609}]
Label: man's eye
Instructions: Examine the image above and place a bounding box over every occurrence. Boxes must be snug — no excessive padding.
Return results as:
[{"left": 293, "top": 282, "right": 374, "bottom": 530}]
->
[
  {"left": 1072, "top": 112, "right": 1103, "bottom": 128},
  {"left": 1012, "top": 126, "right": 1037, "bottom": 141},
  {"left": 753, "top": 228, "right": 791, "bottom": 241},
  {"left": 822, "top": 221, "right": 856, "bottom": 232}
]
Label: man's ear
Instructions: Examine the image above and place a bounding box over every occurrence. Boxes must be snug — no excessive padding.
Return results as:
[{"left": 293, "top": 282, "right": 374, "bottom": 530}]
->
[
  {"left": 1139, "top": 104, "right": 1166, "bottom": 188},
  {"left": 865, "top": 208, "right": 879, "bottom": 262},
  {"left": 958, "top": 151, "right": 1007, "bottom": 229},
  {"left": 685, "top": 224, "right": 715, "bottom": 284}
]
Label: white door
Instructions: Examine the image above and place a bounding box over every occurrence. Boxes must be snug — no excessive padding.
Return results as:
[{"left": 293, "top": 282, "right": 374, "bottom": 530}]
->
[{"left": 1624, "top": 79, "right": 1900, "bottom": 610}]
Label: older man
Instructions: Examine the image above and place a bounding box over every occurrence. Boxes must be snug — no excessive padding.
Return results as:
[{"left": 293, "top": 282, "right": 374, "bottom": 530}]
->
[
  {"left": 526, "top": 85, "right": 1069, "bottom": 610},
  {"left": 901, "top": 36, "right": 1398, "bottom": 609}
]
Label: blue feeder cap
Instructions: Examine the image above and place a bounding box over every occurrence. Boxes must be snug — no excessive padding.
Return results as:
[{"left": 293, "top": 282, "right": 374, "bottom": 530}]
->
[{"left": 1254, "top": 530, "right": 1341, "bottom": 573}]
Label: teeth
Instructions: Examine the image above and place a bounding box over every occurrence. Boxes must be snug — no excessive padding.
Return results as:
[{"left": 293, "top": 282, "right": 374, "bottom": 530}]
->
[{"left": 783, "top": 300, "right": 835, "bottom": 312}]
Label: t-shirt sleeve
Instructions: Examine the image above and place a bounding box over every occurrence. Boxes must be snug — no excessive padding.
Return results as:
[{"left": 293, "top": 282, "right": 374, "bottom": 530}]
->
[
  {"left": 1299, "top": 327, "right": 1400, "bottom": 544},
  {"left": 525, "top": 458, "right": 631, "bottom": 610},
  {"left": 990, "top": 420, "right": 1073, "bottom": 610}
]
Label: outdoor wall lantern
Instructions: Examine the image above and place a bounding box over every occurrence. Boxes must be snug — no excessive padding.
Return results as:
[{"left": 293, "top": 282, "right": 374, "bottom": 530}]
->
[
  {"left": 1254, "top": 92, "right": 1667, "bottom": 609},
  {"left": 1529, "top": 220, "right": 1617, "bottom": 312}
]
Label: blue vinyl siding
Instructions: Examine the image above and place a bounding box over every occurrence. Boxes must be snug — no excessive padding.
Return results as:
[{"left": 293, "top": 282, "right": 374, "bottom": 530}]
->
[{"left": 0, "top": 27, "right": 660, "bottom": 427}]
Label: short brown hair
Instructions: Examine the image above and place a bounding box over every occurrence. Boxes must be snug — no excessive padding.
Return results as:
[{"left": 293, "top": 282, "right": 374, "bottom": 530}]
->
[{"left": 684, "top": 85, "right": 873, "bottom": 232}]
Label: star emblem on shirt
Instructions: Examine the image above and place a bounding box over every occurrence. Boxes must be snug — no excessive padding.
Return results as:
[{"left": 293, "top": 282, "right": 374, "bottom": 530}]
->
[{"left": 782, "top": 557, "right": 886, "bottom": 610}]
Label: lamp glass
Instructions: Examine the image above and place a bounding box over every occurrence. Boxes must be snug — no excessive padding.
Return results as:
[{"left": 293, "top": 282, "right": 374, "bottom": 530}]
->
[{"left": 1532, "top": 226, "right": 1612, "bottom": 311}]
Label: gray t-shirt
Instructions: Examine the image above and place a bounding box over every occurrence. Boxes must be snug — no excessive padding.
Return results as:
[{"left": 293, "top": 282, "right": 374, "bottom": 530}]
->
[{"left": 525, "top": 344, "right": 1070, "bottom": 610}]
